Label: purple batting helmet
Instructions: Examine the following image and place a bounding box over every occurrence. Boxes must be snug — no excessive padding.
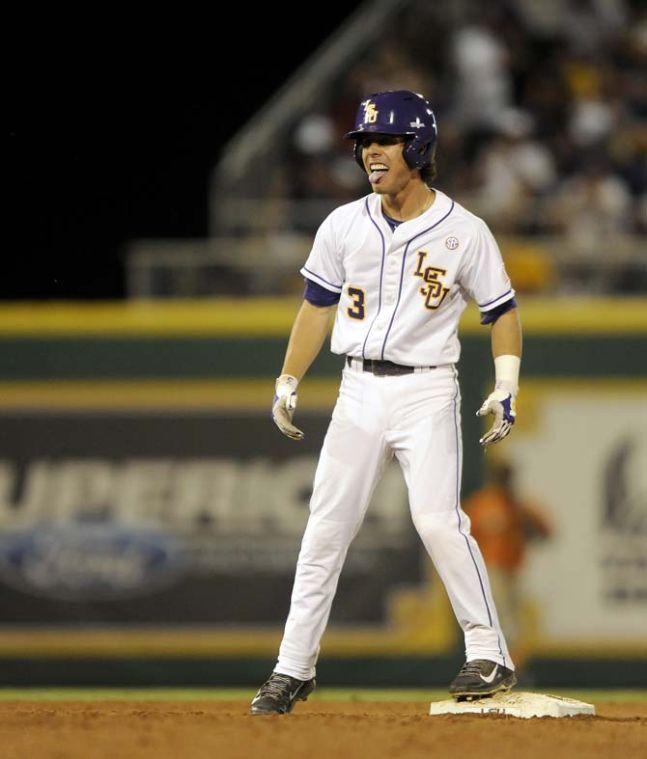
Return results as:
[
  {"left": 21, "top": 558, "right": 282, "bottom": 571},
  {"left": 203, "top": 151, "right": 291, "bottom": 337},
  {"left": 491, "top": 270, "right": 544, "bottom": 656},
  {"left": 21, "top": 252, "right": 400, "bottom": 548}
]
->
[{"left": 345, "top": 90, "right": 438, "bottom": 172}]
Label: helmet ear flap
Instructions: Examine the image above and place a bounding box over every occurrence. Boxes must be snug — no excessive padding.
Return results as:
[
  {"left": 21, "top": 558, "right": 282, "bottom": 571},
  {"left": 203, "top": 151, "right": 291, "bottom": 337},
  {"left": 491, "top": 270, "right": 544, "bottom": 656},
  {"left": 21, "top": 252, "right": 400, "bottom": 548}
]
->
[{"left": 402, "top": 136, "right": 434, "bottom": 171}]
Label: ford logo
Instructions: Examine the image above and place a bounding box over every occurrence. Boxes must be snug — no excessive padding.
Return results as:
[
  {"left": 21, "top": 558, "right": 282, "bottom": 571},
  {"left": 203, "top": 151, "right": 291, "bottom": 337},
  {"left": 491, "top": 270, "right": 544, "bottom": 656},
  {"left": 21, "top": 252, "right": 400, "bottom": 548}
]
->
[{"left": 0, "top": 523, "right": 184, "bottom": 601}]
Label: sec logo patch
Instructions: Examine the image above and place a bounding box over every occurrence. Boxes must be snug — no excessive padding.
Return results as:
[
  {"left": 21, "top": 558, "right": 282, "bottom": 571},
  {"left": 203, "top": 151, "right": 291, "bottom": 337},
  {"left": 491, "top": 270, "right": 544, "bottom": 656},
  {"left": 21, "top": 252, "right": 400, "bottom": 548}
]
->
[{"left": 445, "top": 236, "right": 459, "bottom": 250}]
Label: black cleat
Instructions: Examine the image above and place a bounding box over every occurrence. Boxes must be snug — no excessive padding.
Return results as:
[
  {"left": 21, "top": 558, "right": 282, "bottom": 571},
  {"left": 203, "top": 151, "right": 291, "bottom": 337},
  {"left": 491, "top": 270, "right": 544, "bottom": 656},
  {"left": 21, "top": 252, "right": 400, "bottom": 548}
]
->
[
  {"left": 449, "top": 659, "right": 517, "bottom": 701},
  {"left": 250, "top": 672, "right": 316, "bottom": 715}
]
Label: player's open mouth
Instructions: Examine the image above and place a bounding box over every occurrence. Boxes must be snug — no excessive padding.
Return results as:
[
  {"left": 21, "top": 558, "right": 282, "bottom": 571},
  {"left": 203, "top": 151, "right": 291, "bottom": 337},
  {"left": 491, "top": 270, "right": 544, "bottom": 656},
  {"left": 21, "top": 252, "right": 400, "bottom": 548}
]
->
[{"left": 369, "top": 163, "right": 389, "bottom": 184}]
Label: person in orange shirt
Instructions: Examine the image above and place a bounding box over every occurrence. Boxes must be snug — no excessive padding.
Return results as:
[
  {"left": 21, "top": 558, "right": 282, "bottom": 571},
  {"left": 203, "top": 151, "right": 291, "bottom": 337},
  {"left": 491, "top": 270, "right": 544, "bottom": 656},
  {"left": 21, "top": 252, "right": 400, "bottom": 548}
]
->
[{"left": 465, "top": 460, "right": 552, "bottom": 668}]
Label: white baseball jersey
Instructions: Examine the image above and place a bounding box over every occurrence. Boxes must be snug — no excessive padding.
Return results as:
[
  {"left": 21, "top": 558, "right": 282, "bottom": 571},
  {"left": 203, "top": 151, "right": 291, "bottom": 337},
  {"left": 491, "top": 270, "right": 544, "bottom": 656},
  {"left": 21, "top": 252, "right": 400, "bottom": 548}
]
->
[{"left": 300, "top": 189, "right": 514, "bottom": 366}]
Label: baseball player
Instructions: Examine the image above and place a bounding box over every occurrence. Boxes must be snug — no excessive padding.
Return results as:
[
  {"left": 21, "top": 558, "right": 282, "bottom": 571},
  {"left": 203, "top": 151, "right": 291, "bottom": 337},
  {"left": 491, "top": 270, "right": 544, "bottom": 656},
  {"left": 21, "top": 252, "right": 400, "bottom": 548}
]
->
[{"left": 251, "top": 91, "right": 521, "bottom": 715}]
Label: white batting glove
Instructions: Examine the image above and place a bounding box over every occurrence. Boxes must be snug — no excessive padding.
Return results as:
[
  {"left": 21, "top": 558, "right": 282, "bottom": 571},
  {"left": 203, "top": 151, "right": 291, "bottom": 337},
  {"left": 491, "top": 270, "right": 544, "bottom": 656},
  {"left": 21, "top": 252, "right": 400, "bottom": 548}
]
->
[
  {"left": 476, "top": 383, "right": 517, "bottom": 446},
  {"left": 272, "top": 374, "right": 304, "bottom": 440}
]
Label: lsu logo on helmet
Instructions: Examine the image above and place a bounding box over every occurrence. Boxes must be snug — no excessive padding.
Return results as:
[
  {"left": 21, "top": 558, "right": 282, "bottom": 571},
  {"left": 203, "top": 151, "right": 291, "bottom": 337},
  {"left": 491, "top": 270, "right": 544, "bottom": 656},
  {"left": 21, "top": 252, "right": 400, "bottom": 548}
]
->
[{"left": 363, "top": 100, "right": 378, "bottom": 124}]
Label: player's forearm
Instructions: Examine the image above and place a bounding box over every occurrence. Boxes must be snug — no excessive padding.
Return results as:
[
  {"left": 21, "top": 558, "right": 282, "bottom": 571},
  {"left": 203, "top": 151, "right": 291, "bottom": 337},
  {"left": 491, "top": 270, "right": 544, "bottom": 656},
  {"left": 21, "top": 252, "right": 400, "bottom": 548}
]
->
[
  {"left": 489, "top": 307, "right": 522, "bottom": 398},
  {"left": 281, "top": 301, "right": 336, "bottom": 381},
  {"left": 491, "top": 308, "right": 522, "bottom": 359}
]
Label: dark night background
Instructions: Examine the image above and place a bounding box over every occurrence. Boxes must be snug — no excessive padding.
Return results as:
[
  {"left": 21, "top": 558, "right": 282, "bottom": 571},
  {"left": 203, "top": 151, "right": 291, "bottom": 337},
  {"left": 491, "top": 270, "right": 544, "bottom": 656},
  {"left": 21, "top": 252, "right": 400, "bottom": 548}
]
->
[{"left": 7, "top": 7, "right": 357, "bottom": 300}]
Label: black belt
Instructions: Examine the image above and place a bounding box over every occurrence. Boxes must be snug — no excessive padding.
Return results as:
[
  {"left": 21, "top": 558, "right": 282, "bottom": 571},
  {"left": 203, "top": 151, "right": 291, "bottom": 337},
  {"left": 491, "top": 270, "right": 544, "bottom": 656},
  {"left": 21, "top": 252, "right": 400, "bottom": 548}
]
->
[{"left": 346, "top": 355, "right": 436, "bottom": 376}]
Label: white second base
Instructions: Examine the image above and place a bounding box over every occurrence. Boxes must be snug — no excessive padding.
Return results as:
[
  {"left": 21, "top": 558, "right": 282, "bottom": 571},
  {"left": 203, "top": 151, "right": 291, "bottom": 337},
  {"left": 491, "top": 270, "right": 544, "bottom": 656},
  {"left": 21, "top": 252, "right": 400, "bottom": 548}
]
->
[{"left": 429, "top": 691, "right": 595, "bottom": 719}]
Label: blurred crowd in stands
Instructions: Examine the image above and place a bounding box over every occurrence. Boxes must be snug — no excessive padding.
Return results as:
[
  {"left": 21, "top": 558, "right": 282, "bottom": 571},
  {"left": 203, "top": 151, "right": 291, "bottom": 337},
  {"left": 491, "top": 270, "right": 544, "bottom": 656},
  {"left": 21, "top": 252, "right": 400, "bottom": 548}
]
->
[{"left": 282, "top": 0, "right": 646, "bottom": 293}]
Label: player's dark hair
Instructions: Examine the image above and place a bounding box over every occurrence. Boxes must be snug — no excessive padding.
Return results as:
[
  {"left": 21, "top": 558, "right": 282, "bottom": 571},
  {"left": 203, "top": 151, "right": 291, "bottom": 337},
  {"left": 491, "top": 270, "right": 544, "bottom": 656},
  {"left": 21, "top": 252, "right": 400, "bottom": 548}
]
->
[{"left": 420, "top": 159, "right": 437, "bottom": 187}]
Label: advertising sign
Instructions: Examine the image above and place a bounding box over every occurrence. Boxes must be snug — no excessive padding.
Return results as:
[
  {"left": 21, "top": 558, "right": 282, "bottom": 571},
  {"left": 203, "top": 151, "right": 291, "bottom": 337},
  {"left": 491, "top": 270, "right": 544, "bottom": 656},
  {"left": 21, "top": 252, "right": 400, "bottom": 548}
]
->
[
  {"left": 509, "top": 382, "right": 647, "bottom": 649},
  {"left": 0, "top": 412, "right": 420, "bottom": 627}
]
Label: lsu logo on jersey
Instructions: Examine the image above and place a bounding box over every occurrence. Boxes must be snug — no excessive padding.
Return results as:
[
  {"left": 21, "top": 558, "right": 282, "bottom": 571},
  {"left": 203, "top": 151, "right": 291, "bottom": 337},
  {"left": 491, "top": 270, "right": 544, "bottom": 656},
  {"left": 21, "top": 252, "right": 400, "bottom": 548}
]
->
[
  {"left": 414, "top": 250, "right": 449, "bottom": 310},
  {"left": 363, "top": 100, "right": 378, "bottom": 124}
]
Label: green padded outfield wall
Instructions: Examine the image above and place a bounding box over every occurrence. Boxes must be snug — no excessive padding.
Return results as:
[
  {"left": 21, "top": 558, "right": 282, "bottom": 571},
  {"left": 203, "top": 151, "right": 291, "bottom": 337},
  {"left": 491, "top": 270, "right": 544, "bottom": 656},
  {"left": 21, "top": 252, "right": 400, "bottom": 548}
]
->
[{"left": 0, "top": 298, "right": 645, "bottom": 686}]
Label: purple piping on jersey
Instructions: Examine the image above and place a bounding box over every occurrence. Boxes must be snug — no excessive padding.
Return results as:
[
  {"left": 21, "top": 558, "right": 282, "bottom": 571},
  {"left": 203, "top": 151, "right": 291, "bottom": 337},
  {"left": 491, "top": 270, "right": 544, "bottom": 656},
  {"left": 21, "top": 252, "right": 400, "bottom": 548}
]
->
[
  {"left": 302, "top": 266, "right": 343, "bottom": 292},
  {"left": 451, "top": 368, "right": 506, "bottom": 667},
  {"left": 380, "top": 201, "right": 455, "bottom": 360},
  {"left": 478, "top": 289, "right": 513, "bottom": 309},
  {"left": 361, "top": 197, "right": 386, "bottom": 360}
]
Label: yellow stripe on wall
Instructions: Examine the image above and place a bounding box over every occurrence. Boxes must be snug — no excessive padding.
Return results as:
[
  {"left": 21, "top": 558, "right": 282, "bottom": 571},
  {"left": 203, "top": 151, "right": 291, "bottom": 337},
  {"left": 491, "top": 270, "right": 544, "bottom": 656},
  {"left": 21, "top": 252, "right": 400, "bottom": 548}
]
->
[
  {"left": 0, "top": 378, "right": 341, "bottom": 410},
  {"left": 0, "top": 378, "right": 644, "bottom": 412},
  {"left": 0, "top": 299, "right": 301, "bottom": 336},
  {"left": 0, "top": 628, "right": 447, "bottom": 658},
  {"left": 0, "top": 628, "right": 642, "bottom": 659},
  {"left": 0, "top": 297, "right": 645, "bottom": 336}
]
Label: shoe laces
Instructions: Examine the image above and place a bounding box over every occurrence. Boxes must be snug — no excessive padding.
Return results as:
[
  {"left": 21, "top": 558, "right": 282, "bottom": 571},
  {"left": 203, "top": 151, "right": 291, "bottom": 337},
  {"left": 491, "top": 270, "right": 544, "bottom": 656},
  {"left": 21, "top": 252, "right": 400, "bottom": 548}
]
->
[
  {"left": 261, "top": 674, "right": 293, "bottom": 699},
  {"left": 459, "top": 661, "right": 491, "bottom": 676}
]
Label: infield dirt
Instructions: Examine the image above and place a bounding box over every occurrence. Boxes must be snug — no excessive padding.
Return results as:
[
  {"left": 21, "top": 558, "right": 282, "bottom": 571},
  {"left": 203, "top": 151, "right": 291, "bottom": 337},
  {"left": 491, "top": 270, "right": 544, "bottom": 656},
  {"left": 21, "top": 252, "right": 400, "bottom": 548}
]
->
[{"left": 0, "top": 700, "right": 644, "bottom": 758}]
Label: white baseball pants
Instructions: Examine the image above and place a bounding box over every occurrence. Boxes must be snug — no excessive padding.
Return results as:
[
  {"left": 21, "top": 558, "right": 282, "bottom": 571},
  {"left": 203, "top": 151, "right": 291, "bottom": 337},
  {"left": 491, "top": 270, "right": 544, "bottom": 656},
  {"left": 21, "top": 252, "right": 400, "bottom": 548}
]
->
[{"left": 276, "top": 363, "right": 513, "bottom": 680}]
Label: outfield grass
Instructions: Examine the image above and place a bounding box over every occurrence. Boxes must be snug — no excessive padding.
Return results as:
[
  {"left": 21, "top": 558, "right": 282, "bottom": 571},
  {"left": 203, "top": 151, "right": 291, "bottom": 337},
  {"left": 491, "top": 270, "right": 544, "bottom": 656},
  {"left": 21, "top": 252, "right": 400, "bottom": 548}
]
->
[{"left": 0, "top": 688, "right": 644, "bottom": 702}]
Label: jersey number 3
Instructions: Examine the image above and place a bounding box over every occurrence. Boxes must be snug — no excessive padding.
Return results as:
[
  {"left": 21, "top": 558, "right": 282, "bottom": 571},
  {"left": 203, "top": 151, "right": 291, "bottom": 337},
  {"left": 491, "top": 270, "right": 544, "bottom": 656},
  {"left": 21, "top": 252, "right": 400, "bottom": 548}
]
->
[{"left": 347, "top": 286, "right": 365, "bottom": 320}]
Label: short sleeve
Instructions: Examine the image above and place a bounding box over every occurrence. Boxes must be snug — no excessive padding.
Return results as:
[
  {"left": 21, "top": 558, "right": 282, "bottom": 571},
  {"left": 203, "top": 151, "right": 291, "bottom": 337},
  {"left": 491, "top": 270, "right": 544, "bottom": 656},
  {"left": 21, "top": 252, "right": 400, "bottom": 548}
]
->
[
  {"left": 304, "top": 278, "right": 341, "bottom": 306},
  {"left": 299, "top": 213, "right": 344, "bottom": 294},
  {"left": 458, "top": 220, "right": 515, "bottom": 315}
]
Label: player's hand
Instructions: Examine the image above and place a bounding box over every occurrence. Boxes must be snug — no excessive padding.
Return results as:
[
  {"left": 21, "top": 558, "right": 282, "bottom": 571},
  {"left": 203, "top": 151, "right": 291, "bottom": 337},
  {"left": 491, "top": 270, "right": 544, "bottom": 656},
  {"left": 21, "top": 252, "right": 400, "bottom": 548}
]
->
[
  {"left": 272, "top": 374, "right": 304, "bottom": 440},
  {"left": 476, "top": 387, "right": 516, "bottom": 446}
]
